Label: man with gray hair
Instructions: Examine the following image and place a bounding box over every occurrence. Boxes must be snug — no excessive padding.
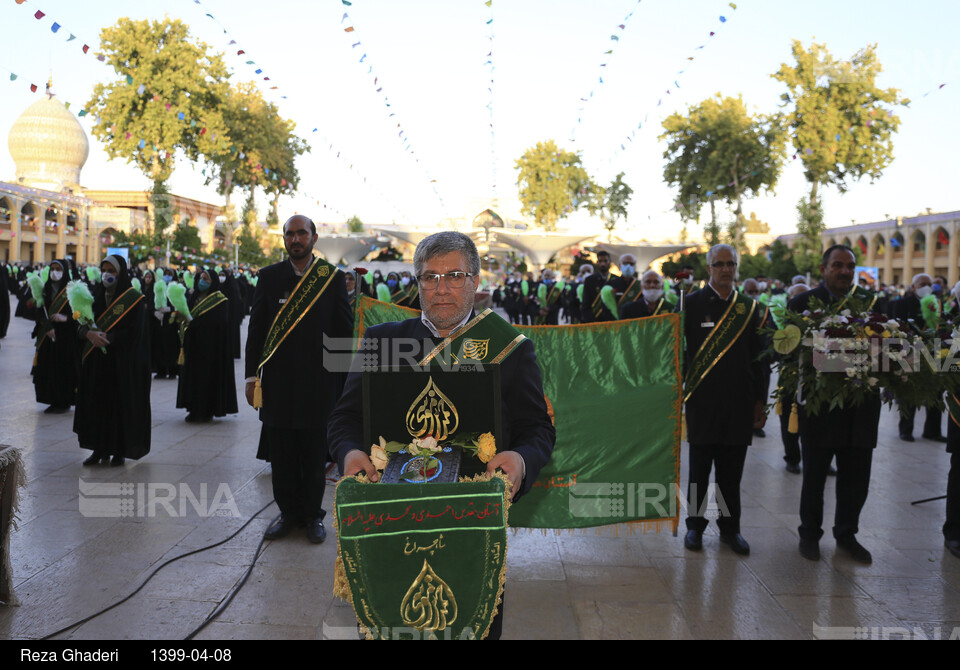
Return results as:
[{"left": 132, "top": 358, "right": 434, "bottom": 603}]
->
[
  {"left": 680, "top": 244, "right": 766, "bottom": 556},
  {"left": 327, "top": 231, "right": 555, "bottom": 638}
]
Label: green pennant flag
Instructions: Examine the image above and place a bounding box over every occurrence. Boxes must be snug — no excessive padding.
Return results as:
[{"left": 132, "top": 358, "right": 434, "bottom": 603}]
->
[{"left": 352, "top": 296, "right": 681, "bottom": 531}]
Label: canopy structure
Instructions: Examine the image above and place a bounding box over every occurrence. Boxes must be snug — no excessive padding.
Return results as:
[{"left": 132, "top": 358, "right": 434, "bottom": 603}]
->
[
  {"left": 482, "top": 228, "right": 593, "bottom": 269},
  {"left": 369, "top": 225, "right": 435, "bottom": 248},
  {"left": 589, "top": 241, "right": 696, "bottom": 269},
  {"left": 314, "top": 234, "right": 380, "bottom": 266}
]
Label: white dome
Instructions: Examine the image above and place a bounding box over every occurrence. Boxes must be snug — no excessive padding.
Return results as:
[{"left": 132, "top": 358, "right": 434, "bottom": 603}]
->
[{"left": 8, "top": 96, "right": 89, "bottom": 192}]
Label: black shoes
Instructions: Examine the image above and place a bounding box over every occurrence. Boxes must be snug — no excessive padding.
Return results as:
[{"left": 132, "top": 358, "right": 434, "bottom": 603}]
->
[
  {"left": 753, "top": 428, "right": 766, "bottom": 438},
  {"left": 307, "top": 518, "right": 327, "bottom": 544},
  {"left": 44, "top": 405, "right": 70, "bottom": 414},
  {"left": 264, "top": 515, "right": 297, "bottom": 540},
  {"left": 946, "top": 539, "right": 960, "bottom": 559},
  {"left": 785, "top": 462, "right": 802, "bottom": 474},
  {"left": 900, "top": 434, "right": 916, "bottom": 442},
  {"left": 110, "top": 455, "right": 125, "bottom": 467},
  {"left": 82, "top": 452, "right": 108, "bottom": 466},
  {"left": 799, "top": 538, "right": 820, "bottom": 561},
  {"left": 719, "top": 533, "right": 750, "bottom": 556},
  {"left": 923, "top": 433, "right": 948, "bottom": 443},
  {"left": 837, "top": 536, "right": 873, "bottom": 564},
  {"left": 683, "top": 529, "right": 703, "bottom": 551}
]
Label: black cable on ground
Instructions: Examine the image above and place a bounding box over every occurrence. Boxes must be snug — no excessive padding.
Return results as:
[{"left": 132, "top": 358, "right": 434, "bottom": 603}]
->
[{"left": 40, "top": 499, "right": 276, "bottom": 640}]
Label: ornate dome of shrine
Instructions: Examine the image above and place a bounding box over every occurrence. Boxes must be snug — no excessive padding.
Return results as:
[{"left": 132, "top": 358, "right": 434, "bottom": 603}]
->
[{"left": 8, "top": 95, "right": 89, "bottom": 192}]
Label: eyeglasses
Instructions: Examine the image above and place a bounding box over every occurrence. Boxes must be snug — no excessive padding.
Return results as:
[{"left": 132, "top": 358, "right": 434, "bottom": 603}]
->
[
  {"left": 417, "top": 271, "right": 474, "bottom": 291},
  {"left": 709, "top": 261, "right": 737, "bottom": 269}
]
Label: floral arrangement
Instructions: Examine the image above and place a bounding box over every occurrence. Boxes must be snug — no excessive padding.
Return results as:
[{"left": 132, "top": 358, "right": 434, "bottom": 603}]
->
[
  {"left": 767, "top": 294, "right": 929, "bottom": 415},
  {"left": 370, "top": 432, "right": 497, "bottom": 481}
]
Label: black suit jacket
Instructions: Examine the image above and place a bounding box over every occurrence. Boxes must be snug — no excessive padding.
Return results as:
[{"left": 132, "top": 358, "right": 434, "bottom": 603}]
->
[
  {"left": 326, "top": 316, "right": 556, "bottom": 498},
  {"left": 244, "top": 258, "right": 353, "bottom": 430},
  {"left": 893, "top": 293, "right": 922, "bottom": 324},
  {"left": 681, "top": 286, "right": 766, "bottom": 446},
  {"left": 787, "top": 285, "right": 882, "bottom": 449}
]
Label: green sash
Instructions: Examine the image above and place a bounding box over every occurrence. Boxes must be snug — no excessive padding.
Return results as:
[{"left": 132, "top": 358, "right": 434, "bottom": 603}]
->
[
  {"left": 401, "top": 283, "right": 420, "bottom": 308},
  {"left": 178, "top": 291, "right": 228, "bottom": 356},
  {"left": 683, "top": 291, "right": 757, "bottom": 403},
  {"left": 590, "top": 277, "right": 611, "bottom": 319},
  {"left": 254, "top": 258, "right": 339, "bottom": 406},
  {"left": 649, "top": 297, "right": 666, "bottom": 316},
  {"left": 618, "top": 277, "right": 643, "bottom": 306},
  {"left": 419, "top": 309, "right": 525, "bottom": 367},
  {"left": 81, "top": 288, "right": 144, "bottom": 362},
  {"left": 35, "top": 287, "right": 70, "bottom": 353}
]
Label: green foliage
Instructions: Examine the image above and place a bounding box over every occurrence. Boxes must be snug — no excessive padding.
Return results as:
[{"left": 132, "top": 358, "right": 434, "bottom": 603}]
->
[
  {"left": 661, "top": 252, "right": 708, "bottom": 282},
  {"left": 515, "top": 140, "right": 597, "bottom": 231},
  {"left": 241, "top": 189, "right": 257, "bottom": 226},
  {"left": 738, "top": 252, "right": 771, "bottom": 280},
  {"left": 589, "top": 172, "right": 633, "bottom": 239},
  {"left": 111, "top": 230, "right": 157, "bottom": 267},
  {"left": 767, "top": 240, "right": 801, "bottom": 283},
  {"left": 661, "top": 95, "right": 786, "bottom": 250},
  {"left": 772, "top": 40, "right": 909, "bottom": 205},
  {"left": 86, "top": 18, "right": 231, "bottom": 201},
  {"left": 170, "top": 220, "right": 204, "bottom": 256},
  {"left": 346, "top": 215, "right": 364, "bottom": 233},
  {"left": 236, "top": 222, "right": 269, "bottom": 268},
  {"left": 794, "top": 197, "right": 825, "bottom": 276}
]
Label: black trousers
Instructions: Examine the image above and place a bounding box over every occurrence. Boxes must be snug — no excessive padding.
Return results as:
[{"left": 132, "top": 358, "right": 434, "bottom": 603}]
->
[
  {"left": 799, "top": 444, "right": 873, "bottom": 541},
  {"left": 899, "top": 403, "right": 943, "bottom": 438},
  {"left": 779, "top": 410, "right": 801, "bottom": 465},
  {"left": 262, "top": 424, "right": 328, "bottom": 522},
  {"left": 685, "top": 444, "right": 747, "bottom": 534}
]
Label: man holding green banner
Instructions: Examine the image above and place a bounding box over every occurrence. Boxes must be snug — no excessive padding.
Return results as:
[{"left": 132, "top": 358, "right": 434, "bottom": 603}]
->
[{"left": 328, "top": 231, "right": 555, "bottom": 638}]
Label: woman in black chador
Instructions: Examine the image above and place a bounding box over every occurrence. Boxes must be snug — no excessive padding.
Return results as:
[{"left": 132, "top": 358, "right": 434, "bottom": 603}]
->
[
  {"left": 176, "top": 268, "right": 238, "bottom": 423},
  {"left": 32, "top": 259, "right": 80, "bottom": 413}
]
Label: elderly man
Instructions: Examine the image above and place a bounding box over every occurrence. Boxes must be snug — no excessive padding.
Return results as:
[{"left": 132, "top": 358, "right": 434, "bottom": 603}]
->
[
  {"left": 681, "top": 244, "right": 766, "bottom": 555},
  {"left": 622, "top": 270, "right": 669, "bottom": 318},
  {"left": 895, "top": 273, "right": 945, "bottom": 442},
  {"left": 245, "top": 215, "right": 353, "bottom": 543},
  {"left": 788, "top": 245, "right": 881, "bottom": 563},
  {"left": 327, "top": 231, "right": 555, "bottom": 639},
  {"left": 328, "top": 231, "right": 555, "bottom": 502}
]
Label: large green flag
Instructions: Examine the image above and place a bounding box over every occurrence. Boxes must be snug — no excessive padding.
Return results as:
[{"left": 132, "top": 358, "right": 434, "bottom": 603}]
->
[{"left": 352, "top": 296, "right": 681, "bottom": 531}]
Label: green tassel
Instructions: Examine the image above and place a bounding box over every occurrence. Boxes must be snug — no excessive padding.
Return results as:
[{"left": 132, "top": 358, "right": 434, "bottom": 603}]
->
[{"left": 600, "top": 284, "right": 619, "bottom": 319}]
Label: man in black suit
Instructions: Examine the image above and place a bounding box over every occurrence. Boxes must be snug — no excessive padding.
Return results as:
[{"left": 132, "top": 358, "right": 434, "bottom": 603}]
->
[
  {"left": 681, "top": 244, "right": 766, "bottom": 556},
  {"left": 894, "top": 273, "right": 945, "bottom": 442},
  {"left": 580, "top": 250, "right": 614, "bottom": 322},
  {"left": 328, "top": 231, "right": 555, "bottom": 502},
  {"left": 788, "top": 245, "right": 879, "bottom": 564},
  {"left": 244, "top": 215, "right": 353, "bottom": 543}
]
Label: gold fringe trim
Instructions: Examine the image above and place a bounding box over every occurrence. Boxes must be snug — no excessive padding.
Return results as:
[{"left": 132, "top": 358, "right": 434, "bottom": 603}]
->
[
  {"left": 788, "top": 402, "right": 799, "bottom": 434},
  {"left": 252, "top": 377, "right": 263, "bottom": 409},
  {"left": 177, "top": 347, "right": 185, "bottom": 366}
]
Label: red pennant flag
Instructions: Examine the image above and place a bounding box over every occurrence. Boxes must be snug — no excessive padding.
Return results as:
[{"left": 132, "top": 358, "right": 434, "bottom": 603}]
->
[
  {"left": 30, "top": 83, "right": 37, "bottom": 92},
  {"left": 237, "top": 50, "right": 245, "bottom": 55},
  {"left": 344, "top": 26, "right": 354, "bottom": 32},
  {"left": 200, "top": 127, "right": 207, "bottom": 135},
  {"left": 82, "top": 44, "right": 89, "bottom": 54},
  {"left": 35, "top": 10, "right": 45, "bottom": 19},
  {"left": 263, "top": 77, "right": 270, "bottom": 81}
]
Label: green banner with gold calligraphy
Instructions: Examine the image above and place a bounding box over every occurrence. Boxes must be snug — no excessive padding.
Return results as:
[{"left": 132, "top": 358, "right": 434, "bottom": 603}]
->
[{"left": 334, "top": 476, "right": 508, "bottom": 640}]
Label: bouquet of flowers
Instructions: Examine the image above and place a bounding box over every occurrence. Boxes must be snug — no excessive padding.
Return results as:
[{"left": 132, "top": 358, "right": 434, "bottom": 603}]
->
[
  {"left": 767, "top": 295, "right": 922, "bottom": 416},
  {"left": 370, "top": 432, "right": 497, "bottom": 482}
]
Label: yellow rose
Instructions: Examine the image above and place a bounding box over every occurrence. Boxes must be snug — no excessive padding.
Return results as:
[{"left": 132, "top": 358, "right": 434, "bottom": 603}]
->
[
  {"left": 370, "top": 444, "right": 388, "bottom": 471},
  {"left": 477, "top": 432, "right": 496, "bottom": 464},
  {"left": 73, "top": 310, "right": 81, "bottom": 320}
]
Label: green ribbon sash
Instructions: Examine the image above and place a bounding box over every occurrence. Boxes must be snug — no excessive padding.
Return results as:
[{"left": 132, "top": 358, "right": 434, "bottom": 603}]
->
[
  {"left": 534, "top": 282, "right": 563, "bottom": 325},
  {"left": 618, "top": 277, "right": 643, "bottom": 306},
  {"left": 178, "top": 291, "right": 227, "bottom": 349},
  {"left": 257, "top": 258, "right": 338, "bottom": 375},
  {"left": 334, "top": 476, "right": 508, "bottom": 640},
  {"left": 683, "top": 292, "right": 757, "bottom": 403},
  {"left": 837, "top": 285, "right": 878, "bottom": 312},
  {"left": 419, "top": 309, "right": 526, "bottom": 367},
  {"left": 35, "top": 287, "right": 70, "bottom": 352},
  {"left": 81, "top": 288, "right": 144, "bottom": 361}
]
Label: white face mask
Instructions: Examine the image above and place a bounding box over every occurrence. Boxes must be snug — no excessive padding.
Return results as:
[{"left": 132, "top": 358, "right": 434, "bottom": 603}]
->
[
  {"left": 401, "top": 276, "right": 410, "bottom": 287},
  {"left": 758, "top": 281, "right": 768, "bottom": 291},
  {"left": 643, "top": 288, "right": 663, "bottom": 302},
  {"left": 218, "top": 274, "right": 226, "bottom": 283},
  {"left": 916, "top": 285, "right": 933, "bottom": 299},
  {"left": 50, "top": 270, "right": 63, "bottom": 282},
  {"left": 102, "top": 273, "right": 117, "bottom": 287}
]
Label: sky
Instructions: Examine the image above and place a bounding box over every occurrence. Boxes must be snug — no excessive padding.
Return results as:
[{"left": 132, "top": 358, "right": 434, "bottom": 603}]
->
[{"left": 1, "top": 0, "right": 958, "bottom": 244}]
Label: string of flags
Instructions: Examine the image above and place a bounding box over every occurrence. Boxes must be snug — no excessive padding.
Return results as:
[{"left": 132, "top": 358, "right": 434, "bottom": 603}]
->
[
  {"left": 484, "top": 0, "right": 497, "bottom": 202},
  {"left": 608, "top": 3, "right": 738, "bottom": 164},
  {"left": 339, "top": 1, "right": 448, "bottom": 217},
  {"left": 186, "top": 0, "right": 285, "bottom": 99},
  {"left": 568, "top": 0, "right": 642, "bottom": 145}
]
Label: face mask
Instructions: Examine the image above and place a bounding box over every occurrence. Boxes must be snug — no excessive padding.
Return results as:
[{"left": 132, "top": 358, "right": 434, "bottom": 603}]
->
[
  {"left": 643, "top": 288, "right": 663, "bottom": 302},
  {"left": 50, "top": 270, "right": 63, "bottom": 282},
  {"left": 621, "top": 264, "right": 635, "bottom": 278},
  {"left": 387, "top": 279, "right": 398, "bottom": 289},
  {"left": 198, "top": 279, "right": 211, "bottom": 292},
  {"left": 758, "top": 281, "right": 768, "bottom": 291},
  {"left": 163, "top": 275, "right": 173, "bottom": 283},
  {"left": 218, "top": 275, "right": 226, "bottom": 283},
  {"left": 400, "top": 276, "right": 410, "bottom": 287},
  {"left": 102, "top": 273, "right": 117, "bottom": 287},
  {"left": 932, "top": 283, "right": 942, "bottom": 293},
  {"left": 916, "top": 285, "right": 933, "bottom": 299}
]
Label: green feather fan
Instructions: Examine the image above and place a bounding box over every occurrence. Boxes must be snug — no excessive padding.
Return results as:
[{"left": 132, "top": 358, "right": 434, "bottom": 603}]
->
[
  {"left": 376, "top": 282, "right": 392, "bottom": 303},
  {"left": 66, "top": 280, "right": 95, "bottom": 324},
  {"left": 600, "top": 284, "right": 619, "bottom": 320},
  {"left": 167, "top": 282, "right": 191, "bottom": 319},
  {"left": 183, "top": 272, "right": 194, "bottom": 290},
  {"left": 27, "top": 273, "right": 44, "bottom": 308},
  {"left": 86, "top": 266, "right": 101, "bottom": 283},
  {"left": 153, "top": 277, "right": 167, "bottom": 311}
]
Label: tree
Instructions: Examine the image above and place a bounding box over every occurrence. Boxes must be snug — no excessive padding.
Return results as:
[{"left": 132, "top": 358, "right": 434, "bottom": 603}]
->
[
  {"left": 346, "top": 215, "right": 364, "bottom": 233},
  {"left": 661, "top": 95, "right": 786, "bottom": 250},
  {"left": 515, "top": 140, "right": 597, "bottom": 231},
  {"left": 767, "top": 239, "right": 801, "bottom": 283},
  {"left": 236, "top": 222, "right": 269, "bottom": 268},
  {"left": 588, "top": 172, "right": 633, "bottom": 241},
  {"left": 86, "top": 18, "right": 231, "bottom": 237}
]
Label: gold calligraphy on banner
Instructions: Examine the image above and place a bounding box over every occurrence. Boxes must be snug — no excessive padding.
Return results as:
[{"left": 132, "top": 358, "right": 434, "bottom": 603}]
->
[{"left": 405, "top": 376, "right": 459, "bottom": 441}]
